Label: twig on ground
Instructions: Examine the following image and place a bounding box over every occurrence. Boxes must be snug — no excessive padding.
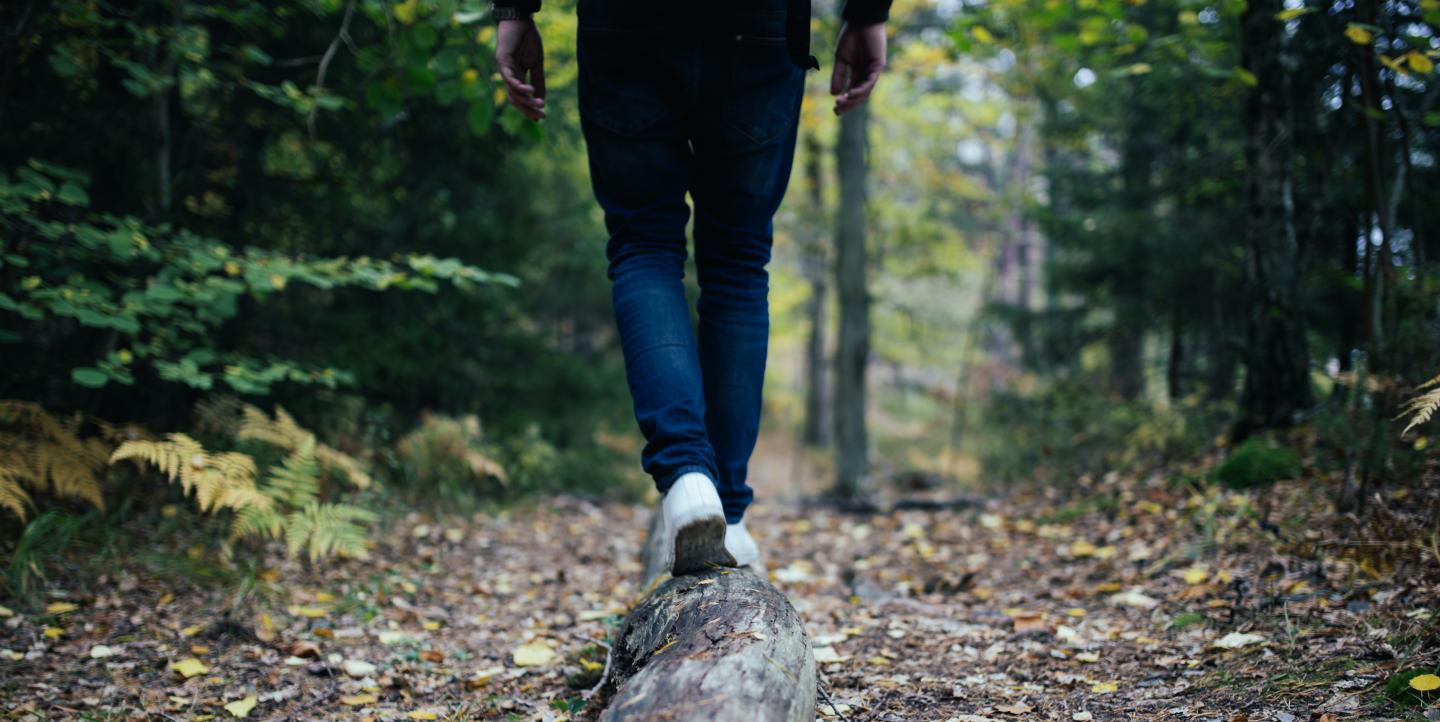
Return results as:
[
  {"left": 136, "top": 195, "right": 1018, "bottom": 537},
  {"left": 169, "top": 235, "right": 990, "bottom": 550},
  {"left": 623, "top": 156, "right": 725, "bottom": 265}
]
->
[
  {"left": 571, "top": 631, "right": 614, "bottom": 700},
  {"left": 818, "top": 674, "right": 852, "bottom": 722}
]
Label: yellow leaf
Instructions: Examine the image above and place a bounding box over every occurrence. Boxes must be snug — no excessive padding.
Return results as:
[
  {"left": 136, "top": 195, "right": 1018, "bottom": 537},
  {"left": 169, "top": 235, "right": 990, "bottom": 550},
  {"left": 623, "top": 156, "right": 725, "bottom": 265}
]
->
[
  {"left": 191, "top": 645, "right": 210, "bottom": 655},
  {"left": 1406, "top": 51, "right": 1434, "bottom": 74},
  {"left": 289, "top": 605, "right": 328, "bottom": 619},
  {"left": 182, "top": 625, "right": 204, "bottom": 637},
  {"left": 1380, "top": 54, "right": 1408, "bottom": 74},
  {"left": 580, "top": 658, "right": 603, "bottom": 672},
  {"left": 512, "top": 640, "right": 556, "bottom": 667},
  {"left": 224, "top": 695, "right": 257, "bottom": 718},
  {"left": 314, "top": 592, "right": 337, "bottom": 603},
  {"left": 171, "top": 657, "right": 210, "bottom": 678},
  {"left": 970, "top": 26, "right": 996, "bottom": 44},
  {"left": 1345, "top": 24, "right": 1373, "bottom": 44},
  {"left": 0, "top": 604, "right": 13, "bottom": 617},
  {"left": 1410, "top": 673, "right": 1440, "bottom": 692},
  {"left": 269, "top": 274, "right": 287, "bottom": 290},
  {"left": 1275, "top": 6, "right": 1312, "bottom": 19},
  {"left": 339, "top": 694, "right": 379, "bottom": 706},
  {"left": 45, "top": 602, "right": 79, "bottom": 615},
  {"left": 393, "top": 0, "right": 419, "bottom": 25},
  {"left": 1091, "top": 681, "right": 1119, "bottom": 693},
  {"left": 43, "top": 626, "right": 63, "bottom": 639},
  {"left": 159, "top": 592, "right": 173, "bottom": 605},
  {"left": 1182, "top": 568, "right": 1209, "bottom": 585},
  {"left": 467, "top": 666, "right": 506, "bottom": 688},
  {"left": 408, "top": 713, "right": 439, "bottom": 720},
  {"left": 422, "top": 620, "right": 441, "bottom": 631},
  {"left": 1070, "top": 540, "right": 1098, "bottom": 557}
]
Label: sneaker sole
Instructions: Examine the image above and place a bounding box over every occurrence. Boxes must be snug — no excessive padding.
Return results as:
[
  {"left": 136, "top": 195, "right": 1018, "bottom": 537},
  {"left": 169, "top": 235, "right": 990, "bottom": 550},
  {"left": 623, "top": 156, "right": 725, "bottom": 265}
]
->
[{"left": 671, "top": 516, "right": 736, "bottom": 575}]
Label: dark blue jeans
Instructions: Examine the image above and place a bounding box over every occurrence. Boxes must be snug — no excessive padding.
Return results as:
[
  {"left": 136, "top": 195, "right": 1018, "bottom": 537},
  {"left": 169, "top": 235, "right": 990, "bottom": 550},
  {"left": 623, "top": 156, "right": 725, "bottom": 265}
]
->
[{"left": 577, "top": 0, "right": 805, "bottom": 523}]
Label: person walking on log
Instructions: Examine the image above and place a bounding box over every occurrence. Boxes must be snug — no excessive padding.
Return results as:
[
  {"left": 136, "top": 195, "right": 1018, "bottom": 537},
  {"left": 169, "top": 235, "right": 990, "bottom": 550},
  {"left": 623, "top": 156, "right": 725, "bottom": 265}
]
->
[{"left": 493, "top": 0, "right": 890, "bottom": 575}]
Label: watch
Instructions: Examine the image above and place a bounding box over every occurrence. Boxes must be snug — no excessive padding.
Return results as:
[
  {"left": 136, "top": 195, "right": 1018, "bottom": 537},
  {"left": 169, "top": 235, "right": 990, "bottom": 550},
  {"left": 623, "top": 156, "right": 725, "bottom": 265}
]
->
[{"left": 491, "top": 5, "right": 532, "bottom": 21}]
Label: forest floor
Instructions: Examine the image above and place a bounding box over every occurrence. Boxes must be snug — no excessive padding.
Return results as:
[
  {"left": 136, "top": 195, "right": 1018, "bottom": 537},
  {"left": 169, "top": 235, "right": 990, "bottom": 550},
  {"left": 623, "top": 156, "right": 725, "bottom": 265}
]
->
[{"left": 2, "top": 436, "right": 1438, "bottom": 722}]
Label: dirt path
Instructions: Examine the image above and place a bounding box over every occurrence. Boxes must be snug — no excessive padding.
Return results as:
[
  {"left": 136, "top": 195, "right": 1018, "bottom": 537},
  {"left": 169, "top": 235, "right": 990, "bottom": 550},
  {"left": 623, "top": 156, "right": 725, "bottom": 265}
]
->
[{"left": 2, "top": 444, "right": 1436, "bottom": 721}]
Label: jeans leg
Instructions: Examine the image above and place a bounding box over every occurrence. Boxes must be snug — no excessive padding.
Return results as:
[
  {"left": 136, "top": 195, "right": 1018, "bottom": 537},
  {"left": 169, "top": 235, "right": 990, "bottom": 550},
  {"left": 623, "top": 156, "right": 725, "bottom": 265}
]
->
[
  {"left": 579, "top": 25, "right": 718, "bottom": 494},
  {"left": 691, "top": 27, "right": 805, "bottom": 523}
]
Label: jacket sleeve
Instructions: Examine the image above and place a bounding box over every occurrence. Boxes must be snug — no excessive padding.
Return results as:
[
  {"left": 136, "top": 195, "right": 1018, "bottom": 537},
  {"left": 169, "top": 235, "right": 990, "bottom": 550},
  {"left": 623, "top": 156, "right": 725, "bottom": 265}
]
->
[
  {"left": 842, "top": 0, "right": 892, "bottom": 23},
  {"left": 492, "top": 0, "right": 541, "bottom": 12}
]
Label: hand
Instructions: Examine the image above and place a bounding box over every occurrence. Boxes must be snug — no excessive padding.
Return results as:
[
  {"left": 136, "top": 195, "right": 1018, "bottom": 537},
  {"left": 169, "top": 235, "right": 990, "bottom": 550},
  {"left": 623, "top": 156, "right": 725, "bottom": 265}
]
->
[
  {"left": 830, "top": 21, "right": 886, "bottom": 116},
  {"left": 496, "top": 18, "right": 546, "bottom": 121}
]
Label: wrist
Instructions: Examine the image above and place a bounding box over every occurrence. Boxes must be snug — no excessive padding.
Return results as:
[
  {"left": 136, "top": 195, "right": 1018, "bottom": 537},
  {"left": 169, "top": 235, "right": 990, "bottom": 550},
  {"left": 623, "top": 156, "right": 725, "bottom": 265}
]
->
[{"left": 492, "top": 6, "right": 533, "bottom": 22}]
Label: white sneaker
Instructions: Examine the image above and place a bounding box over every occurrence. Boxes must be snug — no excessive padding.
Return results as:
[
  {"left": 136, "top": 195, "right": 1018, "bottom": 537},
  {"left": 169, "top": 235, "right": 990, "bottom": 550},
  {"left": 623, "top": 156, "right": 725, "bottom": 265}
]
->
[
  {"left": 662, "top": 473, "right": 736, "bottom": 575},
  {"left": 725, "top": 521, "right": 763, "bottom": 573}
]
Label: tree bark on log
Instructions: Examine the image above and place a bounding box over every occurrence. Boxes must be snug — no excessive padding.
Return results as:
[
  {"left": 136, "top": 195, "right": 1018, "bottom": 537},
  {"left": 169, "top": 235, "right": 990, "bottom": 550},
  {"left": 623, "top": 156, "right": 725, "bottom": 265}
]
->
[{"left": 596, "top": 513, "right": 816, "bottom": 722}]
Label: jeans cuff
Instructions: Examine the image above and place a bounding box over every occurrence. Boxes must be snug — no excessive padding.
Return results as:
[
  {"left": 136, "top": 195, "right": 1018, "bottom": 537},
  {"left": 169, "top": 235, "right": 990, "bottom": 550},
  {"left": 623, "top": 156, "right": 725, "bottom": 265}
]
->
[{"left": 656, "top": 464, "right": 717, "bottom": 495}]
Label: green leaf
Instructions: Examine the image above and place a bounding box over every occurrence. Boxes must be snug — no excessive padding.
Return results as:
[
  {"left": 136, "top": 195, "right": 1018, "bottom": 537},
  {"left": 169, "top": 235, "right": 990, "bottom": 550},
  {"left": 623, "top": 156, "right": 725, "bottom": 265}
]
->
[
  {"left": 72, "top": 368, "right": 110, "bottom": 388},
  {"left": 56, "top": 183, "right": 90, "bottom": 206}
]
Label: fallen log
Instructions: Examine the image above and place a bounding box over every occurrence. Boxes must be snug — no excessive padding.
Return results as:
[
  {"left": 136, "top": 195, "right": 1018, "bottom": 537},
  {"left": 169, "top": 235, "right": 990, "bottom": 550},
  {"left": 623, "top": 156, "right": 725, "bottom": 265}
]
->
[{"left": 596, "top": 512, "right": 816, "bottom": 722}]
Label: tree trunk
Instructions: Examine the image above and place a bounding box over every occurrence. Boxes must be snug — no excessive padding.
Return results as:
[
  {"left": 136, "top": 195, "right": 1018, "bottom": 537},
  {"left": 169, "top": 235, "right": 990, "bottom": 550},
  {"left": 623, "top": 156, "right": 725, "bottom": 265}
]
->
[
  {"left": 801, "top": 132, "right": 830, "bottom": 447},
  {"left": 597, "top": 513, "right": 817, "bottom": 722},
  {"left": 833, "top": 106, "right": 871, "bottom": 498},
  {"left": 1236, "top": 0, "right": 1311, "bottom": 434}
]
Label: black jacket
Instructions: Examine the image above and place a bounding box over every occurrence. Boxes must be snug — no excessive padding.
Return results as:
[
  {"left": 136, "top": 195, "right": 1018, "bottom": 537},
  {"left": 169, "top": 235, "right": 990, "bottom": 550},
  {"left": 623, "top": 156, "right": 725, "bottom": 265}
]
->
[{"left": 491, "top": 0, "right": 893, "bottom": 69}]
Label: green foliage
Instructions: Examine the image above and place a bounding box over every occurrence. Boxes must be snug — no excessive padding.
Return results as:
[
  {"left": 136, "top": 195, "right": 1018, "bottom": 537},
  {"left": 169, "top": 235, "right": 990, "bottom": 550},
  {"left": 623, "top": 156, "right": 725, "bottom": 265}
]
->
[
  {"left": 1214, "top": 438, "right": 1301, "bottom": 490},
  {"left": 976, "top": 376, "right": 1227, "bottom": 484},
  {"left": 1, "top": 161, "right": 515, "bottom": 396}
]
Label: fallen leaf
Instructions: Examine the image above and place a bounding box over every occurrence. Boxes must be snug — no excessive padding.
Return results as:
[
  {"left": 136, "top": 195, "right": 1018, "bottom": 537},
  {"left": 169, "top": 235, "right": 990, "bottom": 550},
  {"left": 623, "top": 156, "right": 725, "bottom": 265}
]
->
[
  {"left": 408, "top": 712, "right": 438, "bottom": 720},
  {"left": 339, "top": 694, "right": 378, "bottom": 706},
  {"left": 467, "top": 666, "right": 506, "bottom": 688},
  {"left": 0, "top": 605, "right": 13, "bottom": 618},
  {"left": 181, "top": 625, "right": 204, "bottom": 637},
  {"left": 171, "top": 658, "right": 210, "bottom": 679},
  {"left": 224, "top": 695, "right": 257, "bottom": 718},
  {"left": 996, "top": 702, "right": 1033, "bottom": 714},
  {"left": 1410, "top": 673, "right": 1440, "bottom": 692},
  {"left": 342, "top": 659, "right": 377, "bottom": 678},
  {"left": 1182, "top": 567, "right": 1209, "bottom": 585},
  {"left": 44, "top": 602, "right": 79, "bottom": 615},
  {"left": 89, "top": 645, "right": 119, "bottom": 659},
  {"left": 1070, "top": 540, "right": 1098, "bottom": 557},
  {"left": 512, "top": 640, "right": 555, "bottom": 667},
  {"left": 1091, "top": 681, "right": 1119, "bottom": 694},
  {"left": 43, "top": 626, "right": 63, "bottom": 639},
  {"left": 289, "top": 605, "right": 328, "bottom": 619},
  {"left": 1110, "top": 588, "right": 1160, "bottom": 609},
  {"left": 813, "top": 646, "right": 851, "bottom": 664},
  {"left": 419, "top": 649, "right": 443, "bottom": 663},
  {"left": 1211, "top": 632, "right": 1266, "bottom": 650},
  {"left": 1072, "top": 713, "right": 1094, "bottom": 721}
]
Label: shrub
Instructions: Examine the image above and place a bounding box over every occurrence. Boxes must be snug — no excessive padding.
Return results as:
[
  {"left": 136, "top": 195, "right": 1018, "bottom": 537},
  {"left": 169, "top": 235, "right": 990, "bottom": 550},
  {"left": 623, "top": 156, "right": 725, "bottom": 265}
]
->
[
  {"left": 391, "top": 413, "right": 508, "bottom": 503},
  {"left": 1214, "top": 437, "right": 1301, "bottom": 489}
]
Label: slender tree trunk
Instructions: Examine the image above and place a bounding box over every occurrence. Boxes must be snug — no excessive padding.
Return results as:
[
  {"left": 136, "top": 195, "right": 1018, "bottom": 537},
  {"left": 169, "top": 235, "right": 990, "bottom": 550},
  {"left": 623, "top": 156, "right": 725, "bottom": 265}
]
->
[
  {"left": 1236, "top": 0, "right": 1311, "bottom": 434},
  {"left": 833, "top": 106, "right": 871, "bottom": 499},
  {"left": 801, "top": 133, "right": 830, "bottom": 447}
]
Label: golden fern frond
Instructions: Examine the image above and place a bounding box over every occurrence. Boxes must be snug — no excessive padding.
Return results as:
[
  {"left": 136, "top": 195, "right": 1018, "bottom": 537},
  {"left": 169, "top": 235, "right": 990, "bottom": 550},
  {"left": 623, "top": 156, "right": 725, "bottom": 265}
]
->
[
  {"left": 238, "top": 404, "right": 371, "bottom": 488},
  {"left": 111, "top": 434, "right": 261, "bottom": 513},
  {"left": 230, "top": 504, "right": 286, "bottom": 543},
  {"left": 0, "top": 470, "right": 32, "bottom": 520},
  {"left": 0, "top": 401, "right": 107, "bottom": 510},
  {"left": 286, "top": 502, "right": 375, "bottom": 562},
  {"left": 264, "top": 442, "right": 321, "bottom": 509},
  {"left": 1398, "top": 372, "right": 1440, "bottom": 436},
  {"left": 111, "top": 433, "right": 206, "bottom": 490}
]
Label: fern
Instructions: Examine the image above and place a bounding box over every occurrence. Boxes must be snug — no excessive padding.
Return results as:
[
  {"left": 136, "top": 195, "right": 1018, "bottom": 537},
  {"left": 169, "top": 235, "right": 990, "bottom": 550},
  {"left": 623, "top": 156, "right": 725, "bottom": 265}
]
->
[
  {"left": 110, "top": 434, "right": 269, "bottom": 513},
  {"left": 285, "top": 501, "right": 376, "bottom": 562},
  {"left": 237, "top": 405, "right": 371, "bottom": 488},
  {"left": 1399, "top": 372, "right": 1440, "bottom": 436},
  {"left": 0, "top": 401, "right": 110, "bottom": 519},
  {"left": 107, "top": 406, "right": 374, "bottom": 563}
]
